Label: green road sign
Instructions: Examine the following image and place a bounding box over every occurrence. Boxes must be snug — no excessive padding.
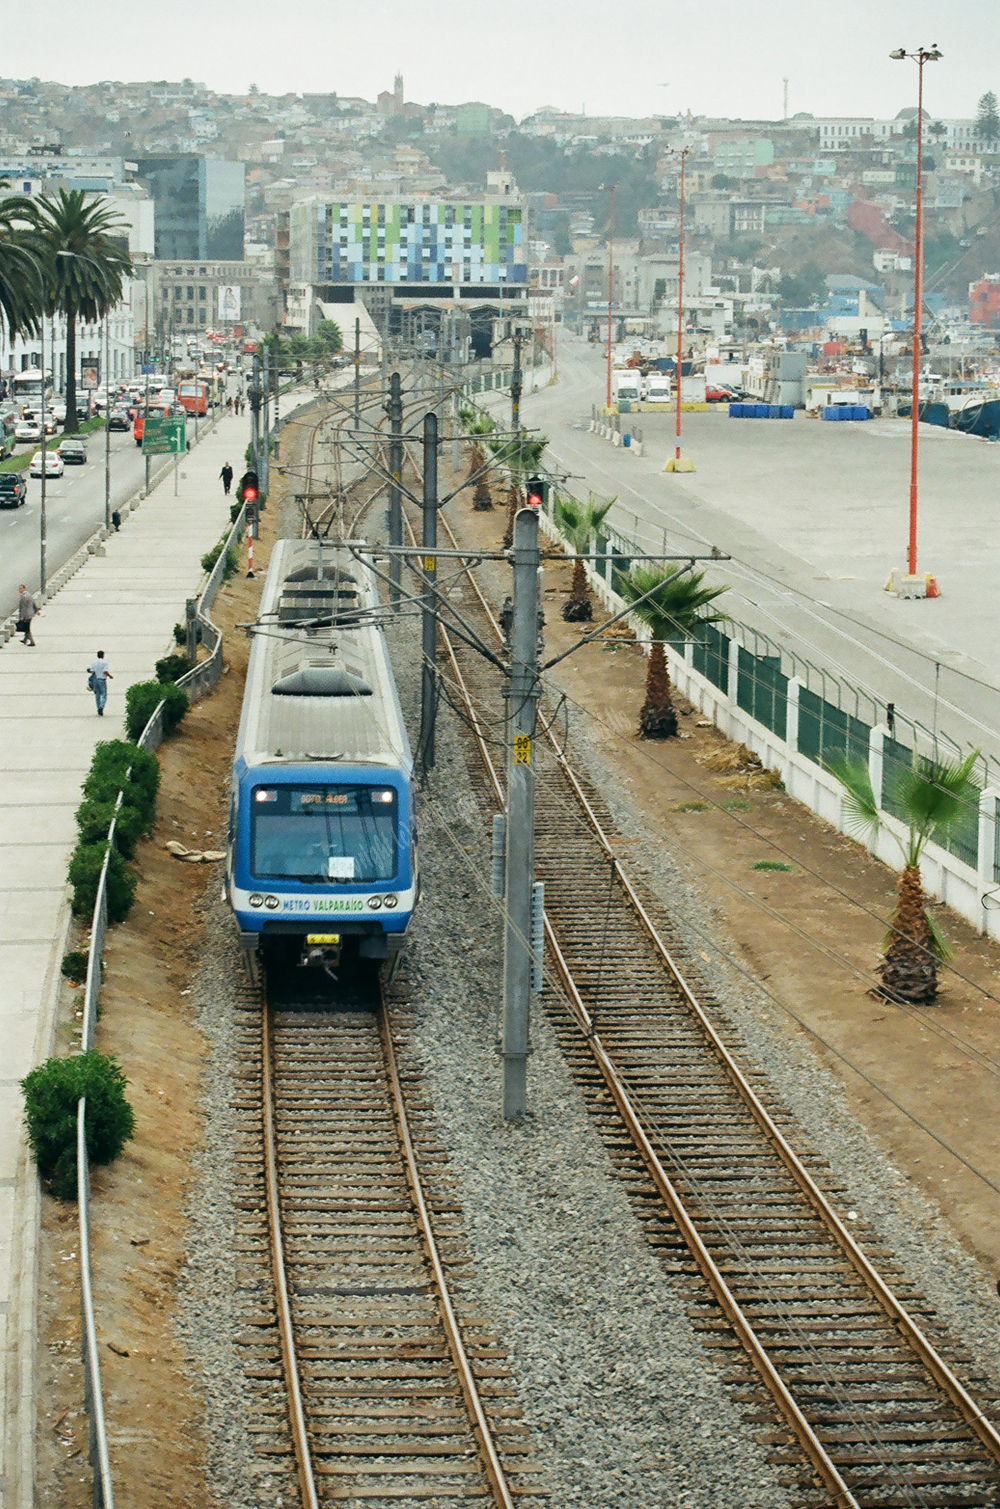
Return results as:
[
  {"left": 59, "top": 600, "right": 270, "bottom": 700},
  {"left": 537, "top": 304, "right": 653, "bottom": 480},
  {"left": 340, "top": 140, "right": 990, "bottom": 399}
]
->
[{"left": 142, "top": 414, "right": 186, "bottom": 455}]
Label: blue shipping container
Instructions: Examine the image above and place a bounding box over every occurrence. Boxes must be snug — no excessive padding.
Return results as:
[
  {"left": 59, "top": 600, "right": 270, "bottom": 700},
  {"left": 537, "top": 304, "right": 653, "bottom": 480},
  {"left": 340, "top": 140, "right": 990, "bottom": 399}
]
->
[{"left": 729, "top": 403, "right": 743, "bottom": 417}]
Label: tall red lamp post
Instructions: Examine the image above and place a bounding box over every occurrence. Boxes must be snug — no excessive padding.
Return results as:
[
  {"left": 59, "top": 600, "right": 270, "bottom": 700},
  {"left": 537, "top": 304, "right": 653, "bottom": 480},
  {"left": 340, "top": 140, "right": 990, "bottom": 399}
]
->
[
  {"left": 665, "top": 146, "right": 694, "bottom": 472},
  {"left": 890, "top": 44, "right": 942, "bottom": 580},
  {"left": 601, "top": 183, "right": 616, "bottom": 410}
]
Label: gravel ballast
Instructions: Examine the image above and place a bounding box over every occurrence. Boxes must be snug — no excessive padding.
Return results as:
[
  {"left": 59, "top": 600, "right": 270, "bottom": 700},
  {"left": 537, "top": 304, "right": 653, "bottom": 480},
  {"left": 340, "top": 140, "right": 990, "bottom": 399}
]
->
[
  {"left": 174, "top": 433, "right": 999, "bottom": 1506},
  {"left": 385, "top": 608, "right": 796, "bottom": 1508}
]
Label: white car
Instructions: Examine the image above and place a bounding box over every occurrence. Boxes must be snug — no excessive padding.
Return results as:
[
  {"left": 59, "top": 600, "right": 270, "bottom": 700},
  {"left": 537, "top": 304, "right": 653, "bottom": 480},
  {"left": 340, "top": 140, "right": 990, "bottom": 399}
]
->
[
  {"left": 15, "top": 418, "right": 41, "bottom": 442},
  {"left": 51, "top": 401, "right": 67, "bottom": 423},
  {"left": 29, "top": 450, "right": 64, "bottom": 477}
]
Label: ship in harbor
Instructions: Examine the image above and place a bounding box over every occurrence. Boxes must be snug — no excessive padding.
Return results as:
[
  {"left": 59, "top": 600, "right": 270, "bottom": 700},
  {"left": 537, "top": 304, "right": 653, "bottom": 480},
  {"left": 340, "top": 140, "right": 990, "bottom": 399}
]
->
[{"left": 900, "top": 381, "right": 1000, "bottom": 440}]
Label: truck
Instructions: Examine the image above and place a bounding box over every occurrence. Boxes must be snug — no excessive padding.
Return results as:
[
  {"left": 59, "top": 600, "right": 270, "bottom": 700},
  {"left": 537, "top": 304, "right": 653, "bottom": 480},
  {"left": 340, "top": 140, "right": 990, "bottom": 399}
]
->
[
  {"left": 644, "top": 373, "right": 672, "bottom": 405},
  {"left": 611, "top": 368, "right": 642, "bottom": 408}
]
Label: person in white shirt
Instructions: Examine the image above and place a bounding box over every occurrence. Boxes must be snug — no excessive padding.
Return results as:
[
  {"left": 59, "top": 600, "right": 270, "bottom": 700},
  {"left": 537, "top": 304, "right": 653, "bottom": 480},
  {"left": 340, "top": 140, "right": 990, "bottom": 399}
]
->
[{"left": 87, "top": 651, "right": 113, "bottom": 716}]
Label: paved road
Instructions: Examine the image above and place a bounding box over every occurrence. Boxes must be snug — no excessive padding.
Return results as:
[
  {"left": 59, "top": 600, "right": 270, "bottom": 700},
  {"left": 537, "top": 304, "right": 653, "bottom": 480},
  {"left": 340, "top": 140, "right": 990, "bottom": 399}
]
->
[
  {"left": 510, "top": 333, "right": 1000, "bottom": 772},
  {"left": 2, "top": 402, "right": 246, "bottom": 616}
]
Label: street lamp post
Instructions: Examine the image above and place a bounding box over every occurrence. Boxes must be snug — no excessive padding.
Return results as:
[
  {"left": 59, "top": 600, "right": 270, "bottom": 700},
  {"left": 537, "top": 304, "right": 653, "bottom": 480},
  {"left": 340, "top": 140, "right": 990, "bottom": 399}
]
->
[
  {"left": 665, "top": 147, "right": 695, "bottom": 473},
  {"left": 600, "top": 184, "right": 616, "bottom": 409},
  {"left": 890, "top": 44, "right": 943, "bottom": 578}
]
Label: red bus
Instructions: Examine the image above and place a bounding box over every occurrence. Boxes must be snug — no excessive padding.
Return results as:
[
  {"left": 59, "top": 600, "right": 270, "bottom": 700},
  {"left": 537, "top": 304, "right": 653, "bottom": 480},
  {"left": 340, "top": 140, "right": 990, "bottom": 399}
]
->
[
  {"left": 177, "top": 380, "right": 209, "bottom": 416},
  {"left": 133, "top": 402, "right": 173, "bottom": 448}
]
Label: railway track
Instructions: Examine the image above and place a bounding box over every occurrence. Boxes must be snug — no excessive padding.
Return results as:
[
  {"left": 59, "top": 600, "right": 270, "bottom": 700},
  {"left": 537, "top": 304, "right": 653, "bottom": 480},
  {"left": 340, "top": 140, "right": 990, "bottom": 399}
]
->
[
  {"left": 395, "top": 457, "right": 1000, "bottom": 1508},
  {"left": 231, "top": 969, "right": 546, "bottom": 1507},
  {"left": 228, "top": 403, "right": 545, "bottom": 1508}
]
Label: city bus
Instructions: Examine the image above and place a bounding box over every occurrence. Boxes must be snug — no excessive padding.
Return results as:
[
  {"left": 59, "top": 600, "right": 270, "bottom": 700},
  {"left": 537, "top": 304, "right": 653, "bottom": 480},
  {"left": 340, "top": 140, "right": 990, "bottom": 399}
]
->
[
  {"left": 133, "top": 401, "right": 174, "bottom": 448},
  {"left": 12, "top": 368, "right": 53, "bottom": 412},
  {"left": 177, "top": 379, "right": 208, "bottom": 417}
]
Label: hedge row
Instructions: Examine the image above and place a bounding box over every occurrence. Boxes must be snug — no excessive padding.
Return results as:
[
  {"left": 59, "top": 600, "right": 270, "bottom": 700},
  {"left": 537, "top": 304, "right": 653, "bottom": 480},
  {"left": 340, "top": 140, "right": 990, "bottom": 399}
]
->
[{"left": 68, "top": 739, "right": 161, "bottom": 920}]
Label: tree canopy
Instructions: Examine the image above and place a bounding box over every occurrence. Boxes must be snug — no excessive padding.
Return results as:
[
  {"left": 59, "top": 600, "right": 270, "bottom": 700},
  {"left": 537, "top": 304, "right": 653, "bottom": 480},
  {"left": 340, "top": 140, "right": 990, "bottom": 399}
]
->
[{"left": 975, "top": 92, "right": 1000, "bottom": 142}]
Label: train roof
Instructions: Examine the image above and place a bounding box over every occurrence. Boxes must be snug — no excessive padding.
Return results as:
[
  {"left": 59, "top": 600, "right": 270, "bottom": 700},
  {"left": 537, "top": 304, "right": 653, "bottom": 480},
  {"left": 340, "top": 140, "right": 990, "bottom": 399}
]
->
[{"left": 235, "top": 537, "right": 412, "bottom": 774}]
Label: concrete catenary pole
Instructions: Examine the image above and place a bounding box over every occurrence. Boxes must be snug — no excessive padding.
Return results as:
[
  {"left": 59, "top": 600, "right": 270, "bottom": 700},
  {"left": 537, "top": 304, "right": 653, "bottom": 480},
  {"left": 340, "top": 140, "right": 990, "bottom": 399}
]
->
[
  {"left": 502, "top": 506, "right": 541, "bottom": 1120},
  {"left": 388, "top": 372, "right": 403, "bottom": 608},
  {"left": 249, "top": 354, "right": 262, "bottom": 483},
  {"left": 353, "top": 317, "right": 362, "bottom": 430},
  {"left": 418, "top": 412, "right": 438, "bottom": 774},
  {"left": 261, "top": 345, "right": 270, "bottom": 496},
  {"left": 511, "top": 329, "right": 523, "bottom": 432}
]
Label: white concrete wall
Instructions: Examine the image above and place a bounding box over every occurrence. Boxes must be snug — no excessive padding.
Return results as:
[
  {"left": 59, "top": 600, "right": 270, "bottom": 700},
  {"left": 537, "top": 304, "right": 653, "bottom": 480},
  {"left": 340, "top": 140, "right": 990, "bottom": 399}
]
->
[{"left": 538, "top": 507, "right": 998, "bottom": 942}]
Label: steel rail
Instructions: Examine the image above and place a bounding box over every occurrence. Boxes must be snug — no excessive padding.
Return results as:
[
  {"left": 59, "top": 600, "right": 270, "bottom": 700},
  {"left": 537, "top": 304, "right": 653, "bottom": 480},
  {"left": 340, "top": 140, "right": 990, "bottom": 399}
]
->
[
  {"left": 378, "top": 998, "right": 518, "bottom": 1509},
  {"left": 541, "top": 918, "right": 861, "bottom": 1509},
  {"left": 260, "top": 997, "right": 321, "bottom": 1509},
  {"left": 403, "top": 494, "right": 859, "bottom": 1508},
  {"left": 402, "top": 461, "right": 1000, "bottom": 1489}
]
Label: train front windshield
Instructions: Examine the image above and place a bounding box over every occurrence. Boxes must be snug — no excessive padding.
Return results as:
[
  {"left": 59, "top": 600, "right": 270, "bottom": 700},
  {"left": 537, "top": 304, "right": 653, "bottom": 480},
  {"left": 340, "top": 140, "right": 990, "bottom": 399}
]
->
[{"left": 252, "top": 785, "right": 397, "bottom": 883}]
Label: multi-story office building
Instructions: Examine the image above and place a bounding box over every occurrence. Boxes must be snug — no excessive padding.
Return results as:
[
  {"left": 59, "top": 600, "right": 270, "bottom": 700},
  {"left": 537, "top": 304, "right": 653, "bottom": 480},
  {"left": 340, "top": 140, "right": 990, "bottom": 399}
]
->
[
  {"left": 290, "top": 193, "right": 526, "bottom": 291},
  {"left": 136, "top": 156, "right": 245, "bottom": 260},
  {"left": 136, "top": 258, "right": 281, "bottom": 348}
]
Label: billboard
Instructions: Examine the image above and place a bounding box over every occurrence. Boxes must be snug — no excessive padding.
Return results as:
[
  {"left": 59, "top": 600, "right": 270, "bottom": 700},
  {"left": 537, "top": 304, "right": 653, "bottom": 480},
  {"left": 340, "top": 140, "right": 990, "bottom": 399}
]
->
[
  {"left": 218, "top": 284, "right": 242, "bottom": 322},
  {"left": 80, "top": 356, "right": 99, "bottom": 390}
]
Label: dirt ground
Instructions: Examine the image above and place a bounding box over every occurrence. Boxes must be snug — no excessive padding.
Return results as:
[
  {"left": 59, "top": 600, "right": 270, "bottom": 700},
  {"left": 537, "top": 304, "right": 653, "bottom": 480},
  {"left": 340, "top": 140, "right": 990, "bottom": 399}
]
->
[
  {"left": 446, "top": 466, "right": 1000, "bottom": 1277},
  {"left": 34, "top": 457, "right": 285, "bottom": 1505}
]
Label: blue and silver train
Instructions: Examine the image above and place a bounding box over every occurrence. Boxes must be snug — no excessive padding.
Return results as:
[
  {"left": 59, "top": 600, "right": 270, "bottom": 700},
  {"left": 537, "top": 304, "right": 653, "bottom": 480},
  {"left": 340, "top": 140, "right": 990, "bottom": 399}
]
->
[{"left": 227, "top": 537, "right": 417, "bottom": 971}]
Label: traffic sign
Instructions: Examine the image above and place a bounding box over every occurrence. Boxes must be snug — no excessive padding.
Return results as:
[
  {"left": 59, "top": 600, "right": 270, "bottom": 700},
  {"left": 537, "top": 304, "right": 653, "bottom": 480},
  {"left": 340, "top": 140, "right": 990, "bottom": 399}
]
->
[{"left": 142, "top": 415, "right": 186, "bottom": 455}]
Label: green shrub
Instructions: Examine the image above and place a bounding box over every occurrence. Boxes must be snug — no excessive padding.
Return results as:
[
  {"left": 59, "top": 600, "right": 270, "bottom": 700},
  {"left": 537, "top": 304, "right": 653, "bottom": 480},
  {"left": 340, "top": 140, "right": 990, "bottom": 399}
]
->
[
  {"left": 201, "top": 537, "right": 239, "bottom": 579},
  {"left": 74, "top": 797, "right": 147, "bottom": 860},
  {"left": 82, "top": 741, "right": 159, "bottom": 825},
  {"left": 173, "top": 620, "right": 202, "bottom": 647},
  {"left": 61, "top": 951, "right": 88, "bottom": 985},
  {"left": 67, "top": 842, "right": 136, "bottom": 921},
  {"left": 229, "top": 500, "right": 242, "bottom": 524},
  {"left": 21, "top": 1051, "right": 135, "bottom": 1200},
  {"left": 155, "top": 653, "right": 189, "bottom": 685},
  {"left": 124, "top": 679, "right": 188, "bottom": 743}
]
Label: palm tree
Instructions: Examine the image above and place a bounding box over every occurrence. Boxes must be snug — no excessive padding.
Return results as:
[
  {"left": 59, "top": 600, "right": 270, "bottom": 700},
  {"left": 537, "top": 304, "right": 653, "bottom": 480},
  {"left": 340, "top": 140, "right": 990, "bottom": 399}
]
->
[
  {"left": 618, "top": 565, "right": 727, "bottom": 738},
  {"left": 0, "top": 186, "right": 42, "bottom": 340},
  {"left": 34, "top": 189, "right": 131, "bottom": 432},
  {"left": 830, "top": 751, "right": 981, "bottom": 1004},
  {"left": 554, "top": 493, "right": 615, "bottom": 622}
]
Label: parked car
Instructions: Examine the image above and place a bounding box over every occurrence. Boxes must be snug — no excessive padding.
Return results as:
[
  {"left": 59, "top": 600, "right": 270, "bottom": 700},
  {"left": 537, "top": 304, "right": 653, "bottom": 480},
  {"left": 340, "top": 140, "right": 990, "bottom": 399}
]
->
[
  {"left": 29, "top": 450, "right": 64, "bottom": 477},
  {"left": 58, "top": 437, "right": 87, "bottom": 464},
  {"left": 15, "top": 418, "right": 41, "bottom": 442},
  {"left": 0, "top": 471, "right": 27, "bottom": 507},
  {"left": 107, "top": 408, "right": 132, "bottom": 432},
  {"left": 706, "top": 385, "right": 736, "bottom": 403}
]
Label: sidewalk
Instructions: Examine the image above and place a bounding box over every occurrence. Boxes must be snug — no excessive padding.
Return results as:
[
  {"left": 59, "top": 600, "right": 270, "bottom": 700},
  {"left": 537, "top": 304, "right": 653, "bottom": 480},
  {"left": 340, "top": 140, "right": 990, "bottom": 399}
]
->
[{"left": 0, "top": 412, "right": 244, "bottom": 1509}]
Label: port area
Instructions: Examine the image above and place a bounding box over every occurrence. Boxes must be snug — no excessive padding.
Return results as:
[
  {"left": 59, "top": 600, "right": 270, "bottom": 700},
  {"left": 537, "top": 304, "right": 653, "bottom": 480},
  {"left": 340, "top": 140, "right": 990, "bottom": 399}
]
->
[
  {"left": 535, "top": 333, "right": 1000, "bottom": 761},
  {"left": 446, "top": 459, "right": 1000, "bottom": 1281}
]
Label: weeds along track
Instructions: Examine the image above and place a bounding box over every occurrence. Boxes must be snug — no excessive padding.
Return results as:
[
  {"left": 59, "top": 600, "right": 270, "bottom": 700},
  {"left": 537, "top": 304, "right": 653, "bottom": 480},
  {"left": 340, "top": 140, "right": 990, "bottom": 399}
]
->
[
  {"left": 397, "top": 472, "right": 1000, "bottom": 1509},
  {"left": 229, "top": 971, "right": 546, "bottom": 1507}
]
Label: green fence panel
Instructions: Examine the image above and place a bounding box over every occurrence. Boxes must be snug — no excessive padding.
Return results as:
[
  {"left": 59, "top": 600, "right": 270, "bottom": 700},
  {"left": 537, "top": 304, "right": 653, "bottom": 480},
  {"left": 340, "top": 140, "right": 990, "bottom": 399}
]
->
[
  {"left": 595, "top": 530, "right": 609, "bottom": 580},
  {"left": 610, "top": 551, "right": 632, "bottom": 596},
  {"left": 736, "top": 646, "right": 788, "bottom": 738},
  {"left": 915, "top": 756, "right": 980, "bottom": 871},
  {"left": 798, "top": 688, "right": 871, "bottom": 770},
  {"left": 692, "top": 624, "right": 731, "bottom": 694},
  {"left": 994, "top": 798, "right": 1000, "bottom": 885},
  {"left": 880, "top": 736, "right": 913, "bottom": 822}
]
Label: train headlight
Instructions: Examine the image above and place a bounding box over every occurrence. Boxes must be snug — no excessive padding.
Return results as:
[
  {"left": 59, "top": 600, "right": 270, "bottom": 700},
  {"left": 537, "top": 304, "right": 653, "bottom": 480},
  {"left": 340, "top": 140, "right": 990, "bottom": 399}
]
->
[
  {"left": 264, "top": 894, "right": 280, "bottom": 910},
  {"left": 367, "top": 896, "right": 383, "bottom": 910},
  {"left": 249, "top": 892, "right": 264, "bottom": 908},
  {"left": 382, "top": 893, "right": 399, "bottom": 909}
]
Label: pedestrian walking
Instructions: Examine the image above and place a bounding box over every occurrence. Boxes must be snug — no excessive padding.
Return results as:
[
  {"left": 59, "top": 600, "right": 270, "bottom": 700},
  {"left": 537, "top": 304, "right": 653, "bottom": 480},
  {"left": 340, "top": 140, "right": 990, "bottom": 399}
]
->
[
  {"left": 16, "top": 584, "right": 37, "bottom": 646},
  {"left": 111, "top": 509, "right": 121, "bottom": 531},
  {"left": 226, "top": 395, "right": 233, "bottom": 415},
  {"left": 87, "top": 651, "right": 113, "bottom": 716},
  {"left": 220, "top": 462, "right": 233, "bottom": 495}
]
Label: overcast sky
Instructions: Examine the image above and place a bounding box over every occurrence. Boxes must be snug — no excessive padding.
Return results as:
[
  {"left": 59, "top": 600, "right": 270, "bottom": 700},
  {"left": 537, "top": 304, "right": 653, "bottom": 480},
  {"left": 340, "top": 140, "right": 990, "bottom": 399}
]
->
[{"left": 1, "top": 0, "right": 997, "bottom": 124}]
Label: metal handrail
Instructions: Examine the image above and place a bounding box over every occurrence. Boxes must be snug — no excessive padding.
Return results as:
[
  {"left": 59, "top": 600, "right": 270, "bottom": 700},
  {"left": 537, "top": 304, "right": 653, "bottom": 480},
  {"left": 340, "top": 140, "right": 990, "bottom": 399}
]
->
[{"left": 75, "top": 493, "right": 247, "bottom": 1507}]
